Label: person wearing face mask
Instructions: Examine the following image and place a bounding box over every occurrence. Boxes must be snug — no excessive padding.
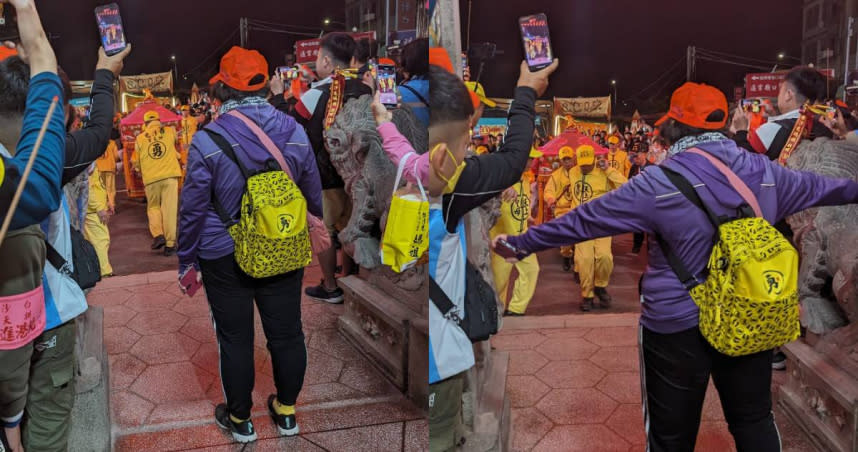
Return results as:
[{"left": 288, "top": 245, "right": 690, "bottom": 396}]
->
[
  {"left": 543, "top": 146, "right": 577, "bottom": 272},
  {"left": 564, "top": 145, "right": 627, "bottom": 311},
  {"left": 427, "top": 57, "right": 558, "bottom": 452}
]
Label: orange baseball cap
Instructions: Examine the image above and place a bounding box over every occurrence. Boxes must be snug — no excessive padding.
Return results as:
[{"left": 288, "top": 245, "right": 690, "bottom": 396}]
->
[
  {"left": 655, "top": 82, "right": 728, "bottom": 130},
  {"left": 0, "top": 46, "right": 18, "bottom": 62},
  {"left": 429, "top": 47, "right": 454, "bottom": 73},
  {"left": 209, "top": 46, "right": 270, "bottom": 92}
]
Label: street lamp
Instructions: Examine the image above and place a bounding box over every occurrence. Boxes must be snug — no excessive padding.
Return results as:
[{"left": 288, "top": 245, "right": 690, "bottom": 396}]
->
[
  {"left": 611, "top": 80, "right": 618, "bottom": 111},
  {"left": 323, "top": 18, "right": 348, "bottom": 29},
  {"left": 170, "top": 55, "right": 178, "bottom": 86}
]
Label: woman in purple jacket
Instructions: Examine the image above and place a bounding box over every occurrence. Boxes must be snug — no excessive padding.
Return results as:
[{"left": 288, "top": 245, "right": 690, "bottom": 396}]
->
[
  {"left": 494, "top": 82, "right": 858, "bottom": 452},
  {"left": 177, "top": 47, "right": 323, "bottom": 444}
]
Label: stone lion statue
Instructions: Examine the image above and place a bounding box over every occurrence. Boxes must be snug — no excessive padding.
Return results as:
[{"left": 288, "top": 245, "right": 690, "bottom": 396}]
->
[
  {"left": 786, "top": 137, "right": 858, "bottom": 335},
  {"left": 325, "top": 95, "right": 428, "bottom": 275}
]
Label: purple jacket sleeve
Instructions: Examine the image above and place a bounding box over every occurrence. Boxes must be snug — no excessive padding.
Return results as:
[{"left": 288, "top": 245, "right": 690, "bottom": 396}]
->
[
  {"left": 177, "top": 144, "right": 212, "bottom": 270},
  {"left": 771, "top": 163, "right": 858, "bottom": 221},
  {"left": 507, "top": 175, "right": 657, "bottom": 255}
]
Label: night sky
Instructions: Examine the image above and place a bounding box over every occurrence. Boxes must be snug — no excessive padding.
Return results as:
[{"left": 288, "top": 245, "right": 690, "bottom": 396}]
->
[
  {"left": 37, "top": 0, "right": 348, "bottom": 89},
  {"left": 459, "top": 0, "right": 804, "bottom": 114}
]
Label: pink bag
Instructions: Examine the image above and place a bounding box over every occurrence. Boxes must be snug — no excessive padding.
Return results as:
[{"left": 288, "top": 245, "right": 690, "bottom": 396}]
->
[
  {"left": 227, "top": 110, "right": 332, "bottom": 254},
  {"left": 0, "top": 285, "right": 46, "bottom": 350}
]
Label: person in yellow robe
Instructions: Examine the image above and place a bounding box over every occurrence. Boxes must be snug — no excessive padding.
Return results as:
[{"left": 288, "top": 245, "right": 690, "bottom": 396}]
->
[
  {"left": 179, "top": 105, "right": 197, "bottom": 168},
  {"left": 543, "top": 146, "right": 577, "bottom": 271},
  {"left": 606, "top": 135, "right": 631, "bottom": 176},
  {"left": 85, "top": 166, "right": 114, "bottom": 277},
  {"left": 490, "top": 148, "right": 542, "bottom": 316},
  {"left": 94, "top": 138, "right": 119, "bottom": 212},
  {"left": 133, "top": 111, "right": 182, "bottom": 256},
  {"left": 565, "top": 145, "right": 627, "bottom": 311}
]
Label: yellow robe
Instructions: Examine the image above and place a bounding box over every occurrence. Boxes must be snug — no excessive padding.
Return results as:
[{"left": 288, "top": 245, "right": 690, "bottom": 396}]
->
[{"left": 133, "top": 123, "right": 182, "bottom": 186}]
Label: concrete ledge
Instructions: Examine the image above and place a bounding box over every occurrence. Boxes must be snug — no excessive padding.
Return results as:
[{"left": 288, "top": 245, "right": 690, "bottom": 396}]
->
[{"left": 500, "top": 312, "right": 639, "bottom": 331}]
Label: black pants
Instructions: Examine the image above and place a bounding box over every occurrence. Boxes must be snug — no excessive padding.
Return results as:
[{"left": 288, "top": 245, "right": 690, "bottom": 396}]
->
[
  {"left": 199, "top": 254, "right": 307, "bottom": 420},
  {"left": 638, "top": 325, "right": 781, "bottom": 452},
  {"left": 633, "top": 232, "right": 645, "bottom": 251}
]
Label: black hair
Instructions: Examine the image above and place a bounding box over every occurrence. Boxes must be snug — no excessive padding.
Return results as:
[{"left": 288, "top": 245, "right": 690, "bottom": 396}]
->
[
  {"left": 429, "top": 66, "right": 474, "bottom": 127},
  {"left": 320, "top": 32, "right": 356, "bottom": 68},
  {"left": 401, "top": 38, "right": 429, "bottom": 78},
  {"left": 353, "top": 38, "right": 376, "bottom": 65},
  {"left": 0, "top": 56, "right": 29, "bottom": 119},
  {"left": 659, "top": 110, "right": 726, "bottom": 145},
  {"left": 210, "top": 81, "right": 269, "bottom": 102},
  {"left": 784, "top": 66, "right": 827, "bottom": 103}
]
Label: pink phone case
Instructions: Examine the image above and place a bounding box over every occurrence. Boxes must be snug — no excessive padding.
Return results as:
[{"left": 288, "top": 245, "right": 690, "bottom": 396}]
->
[{"left": 181, "top": 268, "right": 202, "bottom": 297}]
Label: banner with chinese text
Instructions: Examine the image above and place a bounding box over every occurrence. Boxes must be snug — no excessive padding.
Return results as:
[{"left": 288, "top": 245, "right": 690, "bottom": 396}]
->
[
  {"left": 119, "top": 72, "right": 173, "bottom": 94},
  {"left": 553, "top": 96, "right": 612, "bottom": 119},
  {"left": 295, "top": 32, "right": 376, "bottom": 64}
]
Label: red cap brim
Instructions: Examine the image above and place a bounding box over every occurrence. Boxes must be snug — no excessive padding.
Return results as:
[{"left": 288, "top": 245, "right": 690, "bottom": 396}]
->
[{"left": 654, "top": 114, "right": 670, "bottom": 127}]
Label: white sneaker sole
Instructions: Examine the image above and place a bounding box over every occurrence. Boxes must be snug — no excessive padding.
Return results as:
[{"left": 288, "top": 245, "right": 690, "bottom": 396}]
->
[
  {"left": 772, "top": 361, "right": 786, "bottom": 370},
  {"left": 308, "top": 293, "right": 344, "bottom": 304},
  {"left": 216, "top": 417, "right": 257, "bottom": 443},
  {"left": 276, "top": 424, "right": 300, "bottom": 437}
]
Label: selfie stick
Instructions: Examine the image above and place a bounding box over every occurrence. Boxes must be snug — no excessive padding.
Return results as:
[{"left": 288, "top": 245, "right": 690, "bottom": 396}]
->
[{"left": 0, "top": 96, "right": 60, "bottom": 248}]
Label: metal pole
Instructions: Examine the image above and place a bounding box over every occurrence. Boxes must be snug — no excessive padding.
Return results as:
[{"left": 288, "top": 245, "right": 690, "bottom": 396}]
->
[
  {"left": 385, "top": 0, "right": 391, "bottom": 49},
  {"left": 846, "top": 17, "right": 854, "bottom": 94},
  {"left": 686, "top": 46, "right": 692, "bottom": 81},
  {"left": 240, "top": 18, "right": 247, "bottom": 48}
]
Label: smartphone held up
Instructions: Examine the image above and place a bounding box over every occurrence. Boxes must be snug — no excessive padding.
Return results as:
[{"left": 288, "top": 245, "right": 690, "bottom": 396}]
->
[
  {"left": 377, "top": 63, "right": 398, "bottom": 108},
  {"left": 519, "top": 13, "right": 553, "bottom": 72},
  {"left": 95, "top": 3, "right": 128, "bottom": 56}
]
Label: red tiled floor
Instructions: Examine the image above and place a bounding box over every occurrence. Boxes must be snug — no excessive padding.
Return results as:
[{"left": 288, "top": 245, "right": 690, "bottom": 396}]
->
[
  {"left": 303, "top": 347, "right": 345, "bottom": 384},
  {"left": 702, "top": 383, "right": 726, "bottom": 421},
  {"left": 124, "top": 290, "right": 181, "bottom": 312},
  {"left": 605, "top": 403, "right": 646, "bottom": 445},
  {"left": 302, "top": 421, "right": 404, "bottom": 452},
  {"left": 297, "top": 400, "right": 423, "bottom": 434},
  {"left": 507, "top": 375, "right": 551, "bottom": 408},
  {"left": 297, "top": 382, "right": 365, "bottom": 405},
  {"left": 109, "top": 353, "right": 146, "bottom": 390},
  {"left": 86, "top": 288, "right": 133, "bottom": 307},
  {"left": 306, "top": 328, "right": 364, "bottom": 362},
  {"left": 535, "top": 337, "right": 600, "bottom": 361},
  {"left": 146, "top": 399, "right": 216, "bottom": 425},
  {"left": 597, "top": 372, "right": 641, "bottom": 404},
  {"left": 129, "top": 362, "right": 213, "bottom": 405},
  {"left": 537, "top": 327, "right": 591, "bottom": 340},
  {"left": 532, "top": 424, "right": 631, "bottom": 452},
  {"left": 583, "top": 326, "right": 638, "bottom": 348},
  {"left": 511, "top": 407, "right": 554, "bottom": 452},
  {"left": 535, "top": 388, "right": 619, "bottom": 425},
  {"left": 103, "top": 304, "right": 138, "bottom": 328},
  {"left": 508, "top": 350, "right": 550, "bottom": 376},
  {"left": 191, "top": 341, "right": 220, "bottom": 375},
  {"left": 104, "top": 326, "right": 142, "bottom": 354},
  {"left": 171, "top": 295, "right": 212, "bottom": 318},
  {"left": 536, "top": 360, "right": 606, "bottom": 389},
  {"left": 695, "top": 421, "right": 736, "bottom": 452},
  {"left": 111, "top": 391, "right": 155, "bottom": 428},
  {"left": 126, "top": 310, "right": 189, "bottom": 335},
  {"left": 339, "top": 358, "right": 401, "bottom": 397},
  {"left": 490, "top": 331, "right": 548, "bottom": 351},
  {"left": 130, "top": 332, "right": 201, "bottom": 365},
  {"left": 588, "top": 346, "right": 639, "bottom": 373},
  {"left": 180, "top": 317, "right": 216, "bottom": 344},
  {"left": 115, "top": 422, "right": 233, "bottom": 451},
  {"left": 404, "top": 419, "right": 429, "bottom": 452}
]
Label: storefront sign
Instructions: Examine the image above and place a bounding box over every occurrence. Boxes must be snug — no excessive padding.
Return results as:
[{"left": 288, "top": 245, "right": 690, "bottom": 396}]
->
[
  {"left": 746, "top": 69, "right": 835, "bottom": 98},
  {"left": 120, "top": 72, "right": 173, "bottom": 94},
  {"left": 295, "top": 31, "right": 376, "bottom": 64}
]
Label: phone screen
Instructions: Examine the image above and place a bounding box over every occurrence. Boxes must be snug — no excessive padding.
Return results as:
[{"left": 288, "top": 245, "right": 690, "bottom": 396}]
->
[
  {"left": 94, "top": 3, "right": 127, "bottom": 56},
  {"left": 461, "top": 53, "right": 468, "bottom": 71},
  {"left": 277, "top": 66, "right": 298, "bottom": 80},
  {"left": 377, "top": 64, "right": 397, "bottom": 107},
  {"left": 519, "top": 13, "right": 553, "bottom": 71}
]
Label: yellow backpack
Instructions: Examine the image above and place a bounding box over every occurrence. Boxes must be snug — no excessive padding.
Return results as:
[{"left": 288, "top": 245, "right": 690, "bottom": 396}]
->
[
  {"left": 659, "top": 149, "right": 800, "bottom": 357},
  {"left": 205, "top": 130, "right": 311, "bottom": 278}
]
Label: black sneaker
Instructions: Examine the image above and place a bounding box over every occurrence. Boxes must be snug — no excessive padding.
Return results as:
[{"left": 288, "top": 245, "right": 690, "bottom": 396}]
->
[
  {"left": 562, "top": 257, "right": 572, "bottom": 272},
  {"left": 267, "top": 395, "right": 300, "bottom": 437},
  {"left": 580, "top": 298, "right": 594, "bottom": 312},
  {"left": 214, "top": 404, "right": 257, "bottom": 443},
  {"left": 594, "top": 287, "right": 612, "bottom": 309},
  {"left": 305, "top": 283, "right": 344, "bottom": 304},
  {"left": 503, "top": 310, "right": 525, "bottom": 317},
  {"left": 772, "top": 351, "right": 787, "bottom": 370},
  {"left": 151, "top": 235, "right": 166, "bottom": 250},
  {"left": 164, "top": 247, "right": 176, "bottom": 257}
]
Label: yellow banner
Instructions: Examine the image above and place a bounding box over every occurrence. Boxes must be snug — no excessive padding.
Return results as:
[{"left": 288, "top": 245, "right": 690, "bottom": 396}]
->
[
  {"left": 553, "top": 96, "right": 612, "bottom": 119},
  {"left": 120, "top": 72, "right": 174, "bottom": 94}
]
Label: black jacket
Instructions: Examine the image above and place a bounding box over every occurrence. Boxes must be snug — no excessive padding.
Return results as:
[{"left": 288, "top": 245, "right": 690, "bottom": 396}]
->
[
  {"left": 733, "top": 116, "right": 833, "bottom": 161},
  {"left": 273, "top": 78, "right": 372, "bottom": 190},
  {"left": 440, "top": 87, "right": 537, "bottom": 233},
  {"left": 62, "top": 69, "right": 115, "bottom": 185}
]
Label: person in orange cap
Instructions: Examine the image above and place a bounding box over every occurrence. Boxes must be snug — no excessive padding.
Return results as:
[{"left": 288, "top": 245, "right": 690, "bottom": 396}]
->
[{"left": 133, "top": 109, "right": 182, "bottom": 255}]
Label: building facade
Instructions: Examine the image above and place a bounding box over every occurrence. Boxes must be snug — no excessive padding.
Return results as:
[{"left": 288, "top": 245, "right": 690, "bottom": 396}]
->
[
  {"left": 802, "top": 0, "right": 858, "bottom": 84},
  {"left": 345, "top": 0, "right": 427, "bottom": 52}
]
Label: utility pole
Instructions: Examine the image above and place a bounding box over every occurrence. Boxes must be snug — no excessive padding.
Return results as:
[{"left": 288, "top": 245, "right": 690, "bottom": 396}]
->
[
  {"left": 385, "top": 0, "right": 391, "bottom": 50},
  {"left": 240, "top": 17, "right": 248, "bottom": 48},
  {"left": 686, "top": 46, "right": 696, "bottom": 82}
]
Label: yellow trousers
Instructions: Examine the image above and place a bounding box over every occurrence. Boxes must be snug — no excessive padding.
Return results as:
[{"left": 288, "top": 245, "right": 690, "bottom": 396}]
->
[
  {"left": 84, "top": 212, "right": 113, "bottom": 276},
  {"left": 144, "top": 177, "right": 179, "bottom": 247},
  {"left": 574, "top": 237, "right": 613, "bottom": 298},
  {"left": 100, "top": 171, "right": 116, "bottom": 210},
  {"left": 491, "top": 252, "right": 539, "bottom": 314}
]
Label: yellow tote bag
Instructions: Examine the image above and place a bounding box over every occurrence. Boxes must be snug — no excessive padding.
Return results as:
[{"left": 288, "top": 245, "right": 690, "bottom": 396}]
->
[{"left": 381, "top": 153, "right": 429, "bottom": 273}]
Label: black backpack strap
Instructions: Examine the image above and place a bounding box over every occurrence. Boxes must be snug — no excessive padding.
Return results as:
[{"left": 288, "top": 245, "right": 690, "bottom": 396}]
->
[
  {"left": 400, "top": 84, "right": 428, "bottom": 106},
  {"left": 429, "top": 277, "right": 462, "bottom": 325},
  {"left": 44, "top": 240, "right": 70, "bottom": 274},
  {"left": 655, "top": 166, "right": 716, "bottom": 290},
  {"left": 202, "top": 128, "right": 249, "bottom": 226}
]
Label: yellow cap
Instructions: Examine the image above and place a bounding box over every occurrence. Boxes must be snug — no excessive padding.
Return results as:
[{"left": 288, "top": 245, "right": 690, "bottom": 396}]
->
[
  {"left": 558, "top": 146, "right": 575, "bottom": 160},
  {"left": 464, "top": 81, "right": 497, "bottom": 108},
  {"left": 529, "top": 147, "right": 544, "bottom": 158},
  {"left": 607, "top": 136, "right": 620, "bottom": 144},
  {"left": 576, "top": 145, "right": 595, "bottom": 165},
  {"left": 144, "top": 111, "right": 161, "bottom": 122},
  {"left": 476, "top": 145, "right": 489, "bottom": 155}
]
